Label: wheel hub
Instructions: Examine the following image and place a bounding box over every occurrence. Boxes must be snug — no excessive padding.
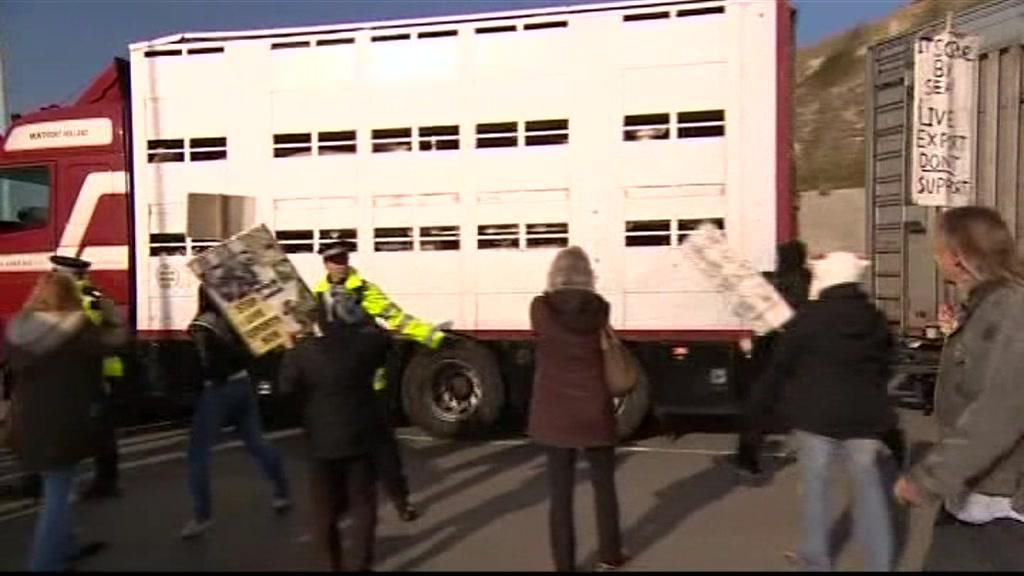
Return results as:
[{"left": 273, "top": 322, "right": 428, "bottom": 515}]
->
[{"left": 429, "top": 360, "right": 483, "bottom": 423}]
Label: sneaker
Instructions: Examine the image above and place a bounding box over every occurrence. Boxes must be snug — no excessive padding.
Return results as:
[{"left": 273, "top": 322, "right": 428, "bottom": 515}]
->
[
  {"left": 180, "top": 519, "right": 213, "bottom": 540},
  {"left": 396, "top": 502, "right": 420, "bottom": 522},
  {"left": 595, "top": 554, "right": 631, "bottom": 572},
  {"left": 272, "top": 497, "right": 293, "bottom": 514}
]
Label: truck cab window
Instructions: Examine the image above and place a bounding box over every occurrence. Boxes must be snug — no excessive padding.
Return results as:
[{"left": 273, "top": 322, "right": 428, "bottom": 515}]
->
[{"left": 0, "top": 166, "right": 50, "bottom": 233}]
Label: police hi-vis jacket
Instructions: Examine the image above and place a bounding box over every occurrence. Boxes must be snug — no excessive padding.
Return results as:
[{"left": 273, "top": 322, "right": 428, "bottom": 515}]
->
[
  {"left": 76, "top": 280, "right": 125, "bottom": 381},
  {"left": 312, "top": 269, "right": 446, "bottom": 350}
]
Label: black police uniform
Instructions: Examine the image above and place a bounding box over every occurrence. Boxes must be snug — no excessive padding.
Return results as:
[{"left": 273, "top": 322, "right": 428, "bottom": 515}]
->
[{"left": 51, "top": 255, "right": 123, "bottom": 499}]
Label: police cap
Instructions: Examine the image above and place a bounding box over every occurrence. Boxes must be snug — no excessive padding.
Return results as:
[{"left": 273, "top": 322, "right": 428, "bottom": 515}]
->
[
  {"left": 50, "top": 255, "right": 92, "bottom": 275},
  {"left": 318, "top": 240, "right": 355, "bottom": 262}
]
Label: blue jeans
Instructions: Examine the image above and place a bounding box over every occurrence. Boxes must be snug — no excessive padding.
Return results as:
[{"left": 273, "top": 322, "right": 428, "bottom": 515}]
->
[
  {"left": 796, "top": 430, "right": 893, "bottom": 571},
  {"left": 30, "top": 467, "right": 76, "bottom": 571},
  {"left": 187, "top": 373, "right": 289, "bottom": 522}
]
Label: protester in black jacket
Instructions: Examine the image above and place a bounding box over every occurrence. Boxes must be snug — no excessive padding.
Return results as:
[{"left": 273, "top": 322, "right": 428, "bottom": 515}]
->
[
  {"left": 774, "top": 240, "right": 812, "bottom": 311},
  {"left": 726, "top": 240, "right": 811, "bottom": 478},
  {"left": 764, "top": 252, "right": 896, "bottom": 571},
  {"left": 772, "top": 283, "right": 895, "bottom": 440},
  {"left": 279, "top": 303, "right": 390, "bottom": 572},
  {"left": 180, "top": 288, "right": 290, "bottom": 539}
]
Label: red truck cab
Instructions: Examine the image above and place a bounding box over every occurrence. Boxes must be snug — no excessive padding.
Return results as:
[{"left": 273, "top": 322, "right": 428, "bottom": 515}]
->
[{"left": 0, "top": 60, "right": 132, "bottom": 322}]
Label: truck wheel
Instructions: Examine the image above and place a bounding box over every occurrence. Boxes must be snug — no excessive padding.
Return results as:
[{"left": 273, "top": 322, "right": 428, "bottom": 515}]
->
[
  {"left": 402, "top": 340, "right": 505, "bottom": 438},
  {"left": 614, "top": 357, "right": 651, "bottom": 440}
]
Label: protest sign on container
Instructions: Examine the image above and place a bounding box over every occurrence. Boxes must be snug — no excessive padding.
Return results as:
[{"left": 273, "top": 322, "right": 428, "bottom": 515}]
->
[{"left": 911, "top": 29, "right": 979, "bottom": 207}]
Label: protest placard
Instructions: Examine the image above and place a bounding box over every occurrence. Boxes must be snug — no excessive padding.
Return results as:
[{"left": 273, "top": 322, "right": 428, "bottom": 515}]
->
[
  {"left": 187, "top": 224, "right": 318, "bottom": 356},
  {"left": 678, "top": 223, "right": 793, "bottom": 335},
  {"left": 911, "top": 29, "right": 979, "bottom": 207}
]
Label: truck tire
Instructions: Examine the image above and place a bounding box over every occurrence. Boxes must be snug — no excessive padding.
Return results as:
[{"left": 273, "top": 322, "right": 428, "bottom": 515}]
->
[
  {"left": 614, "top": 357, "right": 651, "bottom": 440},
  {"left": 402, "top": 340, "right": 505, "bottom": 438}
]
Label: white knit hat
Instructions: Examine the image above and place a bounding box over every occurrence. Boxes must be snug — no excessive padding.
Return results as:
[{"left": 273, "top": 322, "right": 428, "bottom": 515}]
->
[{"left": 808, "top": 251, "right": 868, "bottom": 300}]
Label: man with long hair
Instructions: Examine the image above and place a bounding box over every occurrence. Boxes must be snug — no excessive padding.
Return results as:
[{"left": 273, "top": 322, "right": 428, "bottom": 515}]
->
[{"left": 895, "top": 206, "right": 1024, "bottom": 570}]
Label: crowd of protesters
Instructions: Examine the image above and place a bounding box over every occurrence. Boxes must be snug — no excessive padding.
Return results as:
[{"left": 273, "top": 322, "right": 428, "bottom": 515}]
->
[{"left": 2, "top": 206, "right": 1024, "bottom": 571}]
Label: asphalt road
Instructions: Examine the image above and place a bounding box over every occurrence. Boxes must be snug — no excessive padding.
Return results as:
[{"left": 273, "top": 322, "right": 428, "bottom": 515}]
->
[{"left": 0, "top": 411, "right": 941, "bottom": 571}]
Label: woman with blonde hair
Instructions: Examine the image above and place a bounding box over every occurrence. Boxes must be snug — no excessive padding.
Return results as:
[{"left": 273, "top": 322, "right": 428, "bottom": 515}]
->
[
  {"left": 895, "top": 206, "right": 1024, "bottom": 570},
  {"left": 5, "top": 271, "right": 127, "bottom": 571},
  {"left": 529, "top": 246, "right": 627, "bottom": 572}
]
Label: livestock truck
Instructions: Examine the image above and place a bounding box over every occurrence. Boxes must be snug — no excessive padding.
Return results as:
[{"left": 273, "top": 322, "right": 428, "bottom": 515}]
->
[{"left": 0, "top": 0, "right": 793, "bottom": 437}]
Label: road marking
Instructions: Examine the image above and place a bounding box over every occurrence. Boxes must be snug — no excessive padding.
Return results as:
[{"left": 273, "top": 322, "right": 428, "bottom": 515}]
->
[
  {"left": 0, "top": 429, "right": 788, "bottom": 524},
  {"left": 0, "top": 435, "right": 192, "bottom": 484},
  {"left": 0, "top": 429, "right": 190, "bottom": 468},
  {"left": 113, "top": 428, "right": 303, "bottom": 472},
  {"left": 0, "top": 500, "right": 33, "bottom": 518},
  {"left": 619, "top": 445, "right": 789, "bottom": 457},
  {"left": 0, "top": 429, "right": 305, "bottom": 524},
  {"left": 392, "top": 434, "right": 790, "bottom": 457},
  {"left": 120, "top": 429, "right": 190, "bottom": 447}
]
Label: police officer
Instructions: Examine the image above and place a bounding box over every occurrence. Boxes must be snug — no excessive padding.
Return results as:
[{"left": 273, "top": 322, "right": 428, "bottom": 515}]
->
[
  {"left": 51, "top": 255, "right": 126, "bottom": 499},
  {"left": 313, "top": 240, "right": 448, "bottom": 522}
]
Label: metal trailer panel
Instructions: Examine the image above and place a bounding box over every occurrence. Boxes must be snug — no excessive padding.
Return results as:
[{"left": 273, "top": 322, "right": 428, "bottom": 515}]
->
[{"left": 866, "top": 0, "right": 1024, "bottom": 336}]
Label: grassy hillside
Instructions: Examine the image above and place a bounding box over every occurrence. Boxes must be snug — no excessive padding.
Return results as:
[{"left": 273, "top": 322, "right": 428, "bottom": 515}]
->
[{"left": 794, "top": 0, "right": 991, "bottom": 192}]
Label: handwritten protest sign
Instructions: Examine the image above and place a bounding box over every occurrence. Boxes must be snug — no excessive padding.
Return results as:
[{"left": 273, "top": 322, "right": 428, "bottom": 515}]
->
[
  {"left": 678, "top": 223, "right": 793, "bottom": 335},
  {"left": 911, "top": 30, "right": 979, "bottom": 207},
  {"left": 187, "top": 224, "right": 318, "bottom": 356}
]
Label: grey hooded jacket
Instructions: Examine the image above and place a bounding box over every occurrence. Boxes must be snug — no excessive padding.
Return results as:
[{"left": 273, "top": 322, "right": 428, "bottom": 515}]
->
[
  {"left": 910, "top": 280, "right": 1024, "bottom": 511},
  {"left": 5, "top": 309, "right": 126, "bottom": 471}
]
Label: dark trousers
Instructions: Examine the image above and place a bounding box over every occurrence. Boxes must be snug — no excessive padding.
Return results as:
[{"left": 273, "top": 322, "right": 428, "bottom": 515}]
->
[
  {"left": 309, "top": 456, "right": 377, "bottom": 572},
  {"left": 372, "top": 396, "right": 410, "bottom": 508},
  {"left": 21, "top": 472, "right": 42, "bottom": 500},
  {"left": 924, "top": 508, "right": 1024, "bottom": 571},
  {"left": 880, "top": 427, "right": 906, "bottom": 470},
  {"left": 735, "top": 426, "right": 763, "bottom": 471},
  {"left": 91, "top": 395, "right": 119, "bottom": 489},
  {"left": 734, "top": 334, "right": 778, "bottom": 472},
  {"left": 544, "top": 446, "right": 622, "bottom": 572},
  {"left": 187, "top": 377, "right": 289, "bottom": 522}
]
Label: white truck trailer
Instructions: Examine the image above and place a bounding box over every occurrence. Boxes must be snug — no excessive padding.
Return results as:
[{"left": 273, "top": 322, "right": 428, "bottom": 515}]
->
[{"left": 0, "top": 0, "right": 793, "bottom": 436}]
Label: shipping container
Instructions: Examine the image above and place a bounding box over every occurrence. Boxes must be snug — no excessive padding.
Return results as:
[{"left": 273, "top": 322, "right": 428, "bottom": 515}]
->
[{"left": 865, "top": 0, "right": 1024, "bottom": 408}]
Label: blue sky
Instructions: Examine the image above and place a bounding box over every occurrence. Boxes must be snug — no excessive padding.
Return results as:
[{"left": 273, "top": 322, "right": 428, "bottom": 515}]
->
[{"left": 0, "top": 0, "right": 902, "bottom": 115}]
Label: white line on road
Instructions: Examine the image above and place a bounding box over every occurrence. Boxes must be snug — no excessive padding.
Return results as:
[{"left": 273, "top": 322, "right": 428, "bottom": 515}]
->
[
  {"left": 0, "top": 429, "right": 304, "bottom": 524},
  {"left": 393, "top": 434, "right": 789, "bottom": 458},
  {"left": 0, "top": 429, "right": 784, "bottom": 524}
]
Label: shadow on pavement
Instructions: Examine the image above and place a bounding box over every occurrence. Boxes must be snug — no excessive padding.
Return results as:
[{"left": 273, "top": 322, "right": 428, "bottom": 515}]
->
[
  {"left": 393, "top": 447, "right": 635, "bottom": 571},
  {"left": 413, "top": 442, "right": 543, "bottom": 514},
  {"left": 579, "top": 452, "right": 795, "bottom": 568}
]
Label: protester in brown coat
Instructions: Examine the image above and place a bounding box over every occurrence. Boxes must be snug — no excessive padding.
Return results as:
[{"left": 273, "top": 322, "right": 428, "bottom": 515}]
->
[
  {"left": 529, "top": 246, "right": 626, "bottom": 572},
  {"left": 6, "top": 272, "right": 126, "bottom": 571}
]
